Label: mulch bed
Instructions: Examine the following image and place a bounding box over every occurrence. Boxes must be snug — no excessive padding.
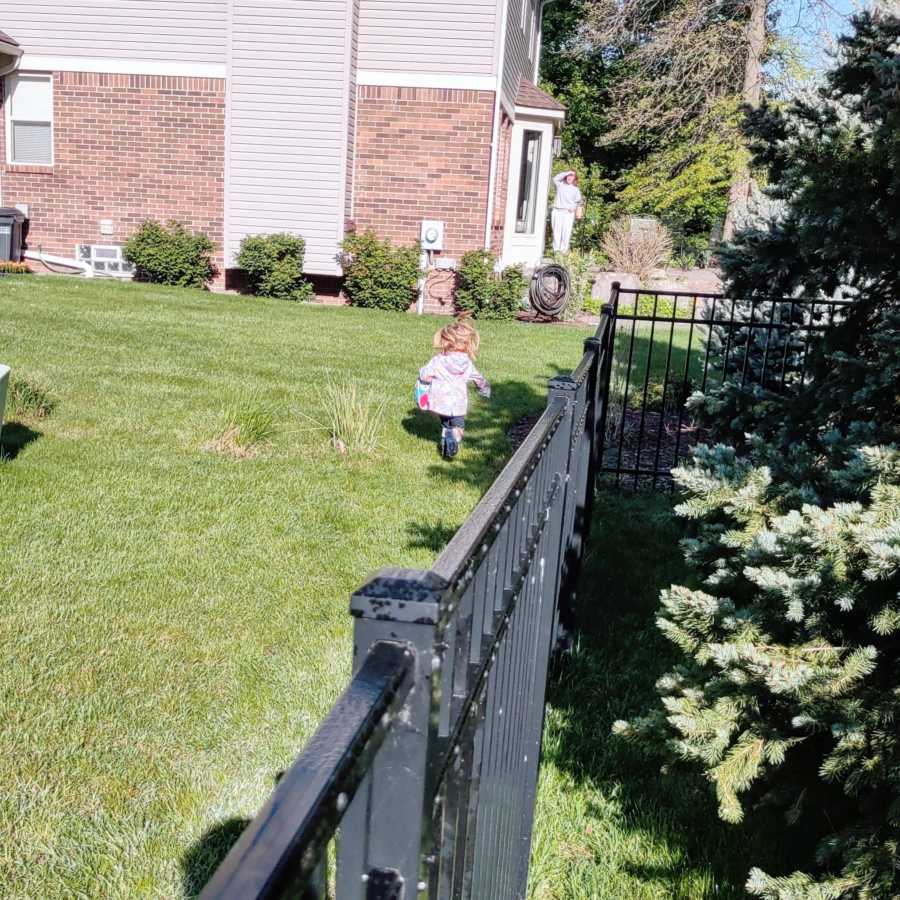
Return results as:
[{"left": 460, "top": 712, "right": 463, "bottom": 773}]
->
[
  {"left": 603, "top": 409, "right": 710, "bottom": 484},
  {"left": 508, "top": 407, "right": 710, "bottom": 482},
  {"left": 508, "top": 413, "right": 541, "bottom": 450}
]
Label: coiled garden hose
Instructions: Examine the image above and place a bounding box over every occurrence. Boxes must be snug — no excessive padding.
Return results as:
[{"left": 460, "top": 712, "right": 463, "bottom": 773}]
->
[{"left": 529, "top": 264, "right": 571, "bottom": 318}]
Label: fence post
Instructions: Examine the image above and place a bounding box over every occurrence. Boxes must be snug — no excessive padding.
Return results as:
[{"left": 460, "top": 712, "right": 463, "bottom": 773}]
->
[
  {"left": 592, "top": 282, "right": 619, "bottom": 487},
  {"left": 546, "top": 373, "right": 580, "bottom": 639},
  {"left": 336, "top": 568, "right": 447, "bottom": 900}
]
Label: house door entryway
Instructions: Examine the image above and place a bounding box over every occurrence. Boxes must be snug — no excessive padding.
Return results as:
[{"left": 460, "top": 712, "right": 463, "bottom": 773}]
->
[{"left": 501, "top": 117, "right": 554, "bottom": 268}]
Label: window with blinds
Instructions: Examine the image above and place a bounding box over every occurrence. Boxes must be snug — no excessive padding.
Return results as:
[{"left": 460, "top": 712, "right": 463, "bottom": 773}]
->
[{"left": 6, "top": 74, "right": 53, "bottom": 166}]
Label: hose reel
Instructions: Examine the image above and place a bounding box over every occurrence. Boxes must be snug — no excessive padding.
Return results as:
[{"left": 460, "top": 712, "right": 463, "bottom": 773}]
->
[{"left": 529, "top": 264, "right": 571, "bottom": 319}]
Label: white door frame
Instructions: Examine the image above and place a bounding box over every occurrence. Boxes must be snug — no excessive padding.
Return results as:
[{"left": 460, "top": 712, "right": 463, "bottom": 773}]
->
[{"left": 500, "top": 115, "right": 555, "bottom": 268}]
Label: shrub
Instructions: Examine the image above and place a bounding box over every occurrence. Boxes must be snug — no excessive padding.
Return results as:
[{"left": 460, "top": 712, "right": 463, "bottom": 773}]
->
[
  {"left": 600, "top": 217, "right": 672, "bottom": 283},
  {"left": 123, "top": 220, "right": 216, "bottom": 288},
  {"left": 455, "top": 250, "right": 526, "bottom": 320},
  {"left": 0, "top": 262, "right": 30, "bottom": 275},
  {"left": 235, "top": 233, "right": 314, "bottom": 301},
  {"left": 549, "top": 250, "right": 599, "bottom": 320},
  {"left": 616, "top": 15, "right": 900, "bottom": 896},
  {"left": 340, "top": 231, "right": 420, "bottom": 312},
  {"left": 9, "top": 374, "right": 54, "bottom": 419}
]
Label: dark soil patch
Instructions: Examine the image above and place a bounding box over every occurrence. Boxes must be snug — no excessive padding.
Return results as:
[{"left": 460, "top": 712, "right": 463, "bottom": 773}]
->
[
  {"left": 508, "top": 412, "right": 541, "bottom": 451},
  {"left": 603, "top": 408, "right": 710, "bottom": 486},
  {"left": 508, "top": 407, "right": 710, "bottom": 482}
]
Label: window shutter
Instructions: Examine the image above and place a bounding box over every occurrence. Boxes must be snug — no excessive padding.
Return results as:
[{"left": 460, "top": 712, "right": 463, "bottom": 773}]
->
[{"left": 11, "top": 122, "right": 52, "bottom": 165}]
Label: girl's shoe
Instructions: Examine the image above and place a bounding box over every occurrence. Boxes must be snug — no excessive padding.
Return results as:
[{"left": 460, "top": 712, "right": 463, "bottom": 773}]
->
[{"left": 442, "top": 435, "right": 459, "bottom": 459}]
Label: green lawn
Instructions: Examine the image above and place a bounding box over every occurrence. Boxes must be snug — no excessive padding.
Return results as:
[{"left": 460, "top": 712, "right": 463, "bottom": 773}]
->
[
  {"left": 529, "top": 492, "right": 793, "bottom": 898},
  {"left": 611, "top": 318, "right": 712, "bottom": 408},
  {"left": 0, "top": 276, "right": 588, "bottom": 899}
]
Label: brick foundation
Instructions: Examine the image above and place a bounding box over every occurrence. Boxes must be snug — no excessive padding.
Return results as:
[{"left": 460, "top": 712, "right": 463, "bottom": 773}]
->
[
  {"left": 0, "top": 72, "right": 225, "bottom": 273},
  {"left": 352, "top": 86, "right": 495, "bottom": 262}
]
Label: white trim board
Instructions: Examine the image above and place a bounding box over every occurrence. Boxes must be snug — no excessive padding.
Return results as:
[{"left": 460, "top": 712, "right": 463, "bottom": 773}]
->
[
  {"left": 514, "top": 104, "right": 564, "bottom": 121},
  {"left": 19, "top": 55, "right": 226, "bottom": 78},
  {"left": 357, "top": 70, "right": 497, "bottom": 91}
]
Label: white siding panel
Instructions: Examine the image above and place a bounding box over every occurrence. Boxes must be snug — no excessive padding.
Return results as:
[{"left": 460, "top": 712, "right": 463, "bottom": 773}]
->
[
  {"left": 226, "top": 0, "right": 356, "bottom": 274},
  {"left": 358, "top": 0, "right": 497, "bottom": 76},
  {"left": 3, "top": 0, "right": 227, "bottom": 64}
]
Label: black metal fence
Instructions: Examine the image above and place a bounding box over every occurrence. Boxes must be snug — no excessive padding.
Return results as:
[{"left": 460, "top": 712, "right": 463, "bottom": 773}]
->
[
  {"left": 598, "top": 284, "right": 852, "bottom": 488},
  {"left": 200, "top": 314, "right": 614, "bottom": 899}
]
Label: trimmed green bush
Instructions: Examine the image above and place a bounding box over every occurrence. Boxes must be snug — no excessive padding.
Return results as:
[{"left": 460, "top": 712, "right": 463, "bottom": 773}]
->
[
  {"left": 235, "top": 233, "right": 314, "bottom": 302},
  {"left": 340, "top": 231, "right": 420, "bottom": 312},
  {"left": 123, "top": 221, "right": 216, "bottom": 288},
  {"left": 455, "top": 250, "right": 526, "bottom": 320}
]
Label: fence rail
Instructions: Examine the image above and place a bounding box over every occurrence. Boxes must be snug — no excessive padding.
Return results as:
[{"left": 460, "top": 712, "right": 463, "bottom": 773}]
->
[
  {"left": 599, "top": 284, "right": 852, "bottom": 488},
  {"left": 201, "top": 312, "right": 614, "bottom": 900}
]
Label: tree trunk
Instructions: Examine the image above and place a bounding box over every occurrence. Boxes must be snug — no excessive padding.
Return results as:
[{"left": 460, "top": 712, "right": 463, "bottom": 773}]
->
[{"left": 722, "top": 0, "right": 767, "bottom": 242}]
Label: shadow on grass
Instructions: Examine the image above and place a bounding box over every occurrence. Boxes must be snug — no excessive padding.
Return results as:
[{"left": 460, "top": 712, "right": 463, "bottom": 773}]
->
[
  {"left": 402, "top": 372, "right": 567, "bottom": 556},
  {"left": 402, "top": 371, "right": 568, "bottom": 491},
  {"left": 0, "top": 422, "right": 42, "bottom": 461},
  {"left": 537, "top": 490, "right": 808, "bottom": 897},
  {"left": 181, "top": 817, "right": 251, "bottom": 898}
]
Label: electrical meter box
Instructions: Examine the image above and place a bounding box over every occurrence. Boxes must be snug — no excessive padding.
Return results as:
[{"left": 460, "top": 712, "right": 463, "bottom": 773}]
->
[
  {"left": 0, "top": 207, "right": 26, "bottom": 262},
  {"left": 420, "top": 220, "right": 445, "bottom": 252}
]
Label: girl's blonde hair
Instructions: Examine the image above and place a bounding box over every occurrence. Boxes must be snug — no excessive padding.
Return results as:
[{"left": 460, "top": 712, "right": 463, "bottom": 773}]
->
[{"left": 434, "top": 317, "right": 480, "bottom": 359}]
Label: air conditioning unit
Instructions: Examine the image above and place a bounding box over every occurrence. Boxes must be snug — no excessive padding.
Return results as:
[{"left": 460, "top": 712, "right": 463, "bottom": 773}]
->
[{"left": 76, "top": 244, "right": 134, "bottom": 278}]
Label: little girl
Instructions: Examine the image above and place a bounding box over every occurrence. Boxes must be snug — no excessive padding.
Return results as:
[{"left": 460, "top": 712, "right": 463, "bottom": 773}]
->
[{"left": 418, "top": 319, "right": 491, "bottom": 459}]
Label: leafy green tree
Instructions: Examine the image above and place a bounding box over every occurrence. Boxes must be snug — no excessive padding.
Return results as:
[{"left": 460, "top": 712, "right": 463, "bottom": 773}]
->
[{"left": 615, "top": 13, "right": 900, "bottom": 896}]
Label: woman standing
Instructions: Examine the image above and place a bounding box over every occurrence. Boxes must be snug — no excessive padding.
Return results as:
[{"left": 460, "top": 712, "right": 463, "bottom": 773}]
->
[{"left": 551, "top": 170, "right": 583, "bottom": 253}]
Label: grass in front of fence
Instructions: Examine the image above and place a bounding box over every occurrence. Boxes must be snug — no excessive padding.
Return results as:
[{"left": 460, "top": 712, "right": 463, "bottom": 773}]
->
[
  {"left": 0, "top": 275, "right": 588, "bottom": 899},
  {"left": 611, "top": 318, "right": 713, "bottom": 407},
  {"left": 530, "top": 492, "right": 795, "bottom": 899}
]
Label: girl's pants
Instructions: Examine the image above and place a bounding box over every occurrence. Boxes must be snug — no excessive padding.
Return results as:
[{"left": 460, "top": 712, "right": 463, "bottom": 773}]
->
[{"left": 551, "top": 208, "right": 575, "bottom": 252}]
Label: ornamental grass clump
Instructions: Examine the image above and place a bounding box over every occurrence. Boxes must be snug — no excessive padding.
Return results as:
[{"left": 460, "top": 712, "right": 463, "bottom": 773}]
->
[
  {"left": 207, "top": 396, "right": 277, "bottom": 459},
  {"left": 9, "top": 374, "right": 54, "bottom": 420},
  {"left": 321, "top": 381, "right": 386, "bottom": 456},
  {"left": 614, "top": 13, "right": 900, "bottom": 897},
  {"left": 601, "top": 217, "right": 672, "bottom": 283}
]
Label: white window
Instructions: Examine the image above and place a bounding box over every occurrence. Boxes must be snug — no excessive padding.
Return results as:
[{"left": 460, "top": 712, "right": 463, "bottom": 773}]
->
[
  {"left": 515, "top": 129, "right": 542, "bottom": 234},
  {"left": 520, "top": 0, "right": 528, "bottom": 31},
  {"left": 5, "top": 73, "right": 54, "bottom": 165}
]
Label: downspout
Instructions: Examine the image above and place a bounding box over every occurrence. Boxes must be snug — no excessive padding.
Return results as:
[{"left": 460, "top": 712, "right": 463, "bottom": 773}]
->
[
  {"left": 534, "top": 0, "right": 555, "bottom": 82},
  {"left": 0, "top": 48, "right": 24, "bottom": 211},
  {"left": 483, "top": 0, "right": 510, "bottom": 250},
  {"left": 23, "top": 249, "right": 93, "bottom": 277}
]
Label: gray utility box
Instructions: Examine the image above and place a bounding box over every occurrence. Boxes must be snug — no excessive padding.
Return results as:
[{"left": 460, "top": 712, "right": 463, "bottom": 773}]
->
[{"left": 0, "top": 208, "right": 26, "bottom": 261}]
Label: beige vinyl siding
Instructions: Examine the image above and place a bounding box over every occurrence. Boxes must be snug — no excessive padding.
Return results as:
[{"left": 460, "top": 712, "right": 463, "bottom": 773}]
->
[
  {"left": 501, "top": 0, "right": 537, "bottom": 109},
  {"left": 226, "top": 0, "right": 356, "bottom": 274},
  {"left": 358, "top": 0, "right": 497, "bottom": 75},
  {"left": 3, "top": 1, "right": 227, "bottom": 65}
]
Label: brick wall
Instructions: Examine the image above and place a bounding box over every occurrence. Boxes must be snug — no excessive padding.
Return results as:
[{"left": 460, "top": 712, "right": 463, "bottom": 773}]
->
[
  {"left": 353, "top": 86, "right": 495, "bottom": 261},
  {"left": 0, "top": 72, "right": 225, "bottom": 272},
  {"left": 490, "top": 112, "right": 512, "bottom": 254}
]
